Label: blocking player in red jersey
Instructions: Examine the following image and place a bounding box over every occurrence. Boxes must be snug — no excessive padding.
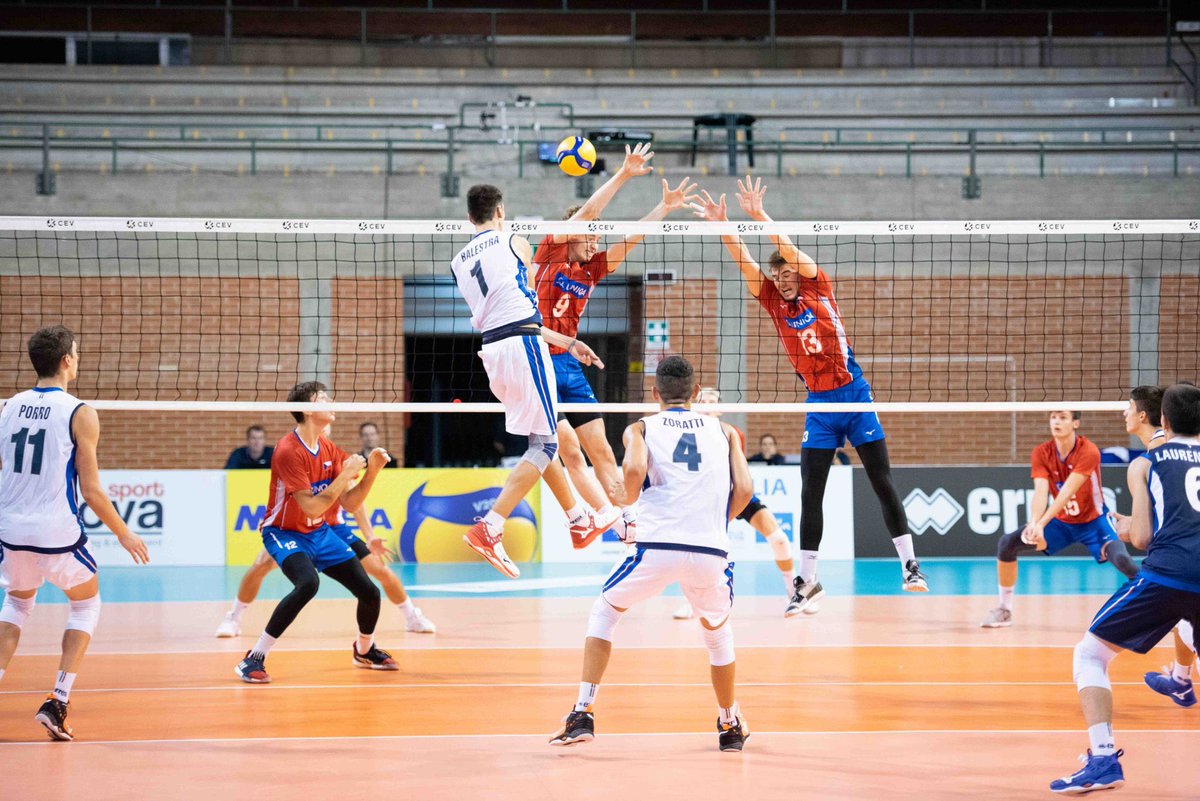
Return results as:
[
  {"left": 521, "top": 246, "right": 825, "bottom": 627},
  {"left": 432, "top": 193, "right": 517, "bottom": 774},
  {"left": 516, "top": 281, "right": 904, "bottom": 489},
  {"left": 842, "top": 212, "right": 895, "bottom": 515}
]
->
[
  {"left": 980, "top": 411, "right": 1138, "bottom": 629},
  {"left": 534, "top": 142, "right": 699, "bottom": 544},
  {"left": 235, "top": 381, "right": 396, "bottom": 683},
  {"left": 692, "top": 179, "right": 927, "bottom": 614}
]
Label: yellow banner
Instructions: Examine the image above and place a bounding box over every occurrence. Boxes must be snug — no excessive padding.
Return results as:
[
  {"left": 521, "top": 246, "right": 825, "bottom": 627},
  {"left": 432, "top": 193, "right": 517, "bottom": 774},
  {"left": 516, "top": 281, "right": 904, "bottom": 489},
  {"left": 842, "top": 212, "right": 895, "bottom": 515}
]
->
[{"left": 224, "top": 469, "right": 540, "bottom": 566}]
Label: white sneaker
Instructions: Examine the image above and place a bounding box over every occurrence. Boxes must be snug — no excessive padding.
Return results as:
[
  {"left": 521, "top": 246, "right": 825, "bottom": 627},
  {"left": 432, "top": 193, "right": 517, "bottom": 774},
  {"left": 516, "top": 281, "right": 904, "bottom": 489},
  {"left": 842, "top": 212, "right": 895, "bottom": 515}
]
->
[
  {"left": 673, "top": 602, "right": 694, "bottom": 620},
  {"left": 405, "top": 608, "right": 437, "bottom": 634},
  {"left": 215, "top": 613, "right": 241, "bottom": 638}
]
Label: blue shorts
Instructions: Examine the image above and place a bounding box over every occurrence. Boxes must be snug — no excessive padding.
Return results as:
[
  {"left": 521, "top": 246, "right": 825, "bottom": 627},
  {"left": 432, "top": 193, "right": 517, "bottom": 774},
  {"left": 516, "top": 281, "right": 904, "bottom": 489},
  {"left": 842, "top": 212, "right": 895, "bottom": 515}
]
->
[
  {"left": 262, "top": 524, "right": 356, "bottom": 572},
  {"left": 803, "top": 377, "right": 885, "bottom": 450},
  {"left": 551, "top": 352, "right": 598, "bottom": 404},
  {"left": 331, "top": 523, "right": 371, "bottom": 559},
  {"left": 1088, "top": 574, "right": 1200, "bottom": 654},
  {"left": 1042, "top": 516, "right": 1118, "bottom": 562}
]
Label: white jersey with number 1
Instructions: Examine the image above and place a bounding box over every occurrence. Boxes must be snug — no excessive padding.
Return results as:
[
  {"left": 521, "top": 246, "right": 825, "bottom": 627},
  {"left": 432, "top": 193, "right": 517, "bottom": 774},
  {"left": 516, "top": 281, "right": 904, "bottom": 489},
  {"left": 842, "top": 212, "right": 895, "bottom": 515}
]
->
[
  {"left": 635, "top": 408, "right": 733, "bottom": 554},
  {"left": 0, "top": 387, "right": 87, "bottom": 551},
  {"left": 450, "top": 229, "right": 540, "bottom": 333}
]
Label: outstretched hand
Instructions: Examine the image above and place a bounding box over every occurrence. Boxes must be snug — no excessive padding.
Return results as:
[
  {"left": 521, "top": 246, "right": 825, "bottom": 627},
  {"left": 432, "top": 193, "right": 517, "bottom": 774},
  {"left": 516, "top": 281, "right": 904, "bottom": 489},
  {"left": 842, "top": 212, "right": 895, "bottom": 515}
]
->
[
  {"left": 661, "top": 176, "right": 700, "bottom": 213},
  {"left": 619, "top": 141, "right": 654, "bottom": 177},
  {"left": 735, "top": 174, "right": 768, "bottom": 219},
  {"left": 689, "top": 190, "right": 728, "bottom": 222},
  {"left": 569, "top": 339, "right": 606, "bottom": 370}
]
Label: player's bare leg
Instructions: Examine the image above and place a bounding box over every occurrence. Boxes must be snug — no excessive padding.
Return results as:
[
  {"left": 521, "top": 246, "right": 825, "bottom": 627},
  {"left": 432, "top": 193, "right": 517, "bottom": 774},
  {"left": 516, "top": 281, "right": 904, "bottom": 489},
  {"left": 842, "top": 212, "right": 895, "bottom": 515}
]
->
[
  {"left": 1144, "top": 621, "right": 1197, "bottom": 707},
  {"left": 32, "top": 575, "right": 101, "bottom": 741},
  {"left": 216, "top": 549, "right": 277, "bottom": 637},
  {"left": 1051, "top": 634, "right": 1124, "bottom": 793},
  {"left": 557, "top": 420, "right": 612, "bottom": 512},
  {"left": 550, "top": 600, "right": 623, "bottom": 747},
  {"left": 0, "top": 588, "right": 33, "bottom": 674},
  {"left": 981, "top": 529, "right": 1041, "bottom": 628},
  {"left": 360, "top": 554, "right": 436, "bottom": 633},
  {"left": 574, "top": 418, "right": 622, "bottom": 509},
  {"left": 544, "top": 442, "right": 619, "bottom": 549},
  {"left": 700, "top": 615, "right": 747, "bottom": 751}
]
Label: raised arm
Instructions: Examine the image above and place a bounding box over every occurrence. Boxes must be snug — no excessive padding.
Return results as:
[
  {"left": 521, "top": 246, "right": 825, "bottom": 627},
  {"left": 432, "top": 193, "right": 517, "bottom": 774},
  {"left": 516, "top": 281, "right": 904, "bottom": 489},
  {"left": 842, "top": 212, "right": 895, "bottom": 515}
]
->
[
  {"left": 691, "top": 190, "right": 766, "bottom": 297},
  {"left": 724, "top": 422, "right": 753, "bottom": 522},
  {"left": 735, "top": 175, "right": 818, "bottom": 280},
  {"left": 72, "top": 405, "right": 149, "bottom": 564},
  {"left": 554, "top": 142, "right": 654, "bottom": 243},
  {"left": 604, "top": 177, "right": 700, "bottom": 272}
]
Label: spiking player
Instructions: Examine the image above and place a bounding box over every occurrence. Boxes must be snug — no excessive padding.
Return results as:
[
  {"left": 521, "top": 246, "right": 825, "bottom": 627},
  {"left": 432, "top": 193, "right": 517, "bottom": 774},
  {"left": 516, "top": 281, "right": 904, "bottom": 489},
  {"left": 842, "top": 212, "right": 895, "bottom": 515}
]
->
[
  {"left": 693, "top": 179, "right": 927, "bottom": 612},
  {"left": 549, "top": 356, "right": 754, "bottom": 752},
  {"left": 980, "top": 410, "right": 1138, "bottom": 629},
  {"left": 453, "top": 184, "right": 618, "bottom": 577},
  {"left": 673, "top": 387, "right": 804, "bottom": 620},
  {"left": 1113, "top": 385, "right": 1199, "bottom": 707},
  {"left": 235, "top": 381, "right": 397, "bottom": 683},
  {"left": 215, "top": 443, "right": 435, "bottom": 638},
  {"left": 534, "top": 142, "right": 700, "bottom": 537},
  {"left": 0, "top": 326, "right": 149, "bottom": 739},
  {"left": 1049, "top": 383, "right": 1200, "bottom": 794}
]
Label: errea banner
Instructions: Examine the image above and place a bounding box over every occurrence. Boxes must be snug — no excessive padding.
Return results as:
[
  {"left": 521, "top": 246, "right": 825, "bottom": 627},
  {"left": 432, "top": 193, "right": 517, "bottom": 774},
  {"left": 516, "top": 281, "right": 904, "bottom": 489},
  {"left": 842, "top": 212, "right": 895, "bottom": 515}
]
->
[
  {"left": 82, "top": 471, "right": 225, "bottom": 566},
  {"left": 853, "top": 465, "right": 1130, "bottom": 558}
]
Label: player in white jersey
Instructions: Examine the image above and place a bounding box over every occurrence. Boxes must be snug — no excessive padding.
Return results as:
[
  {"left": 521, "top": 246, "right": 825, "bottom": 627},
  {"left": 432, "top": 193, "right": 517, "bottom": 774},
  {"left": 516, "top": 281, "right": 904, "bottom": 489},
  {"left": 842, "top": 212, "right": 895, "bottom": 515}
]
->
[
  {"left": 549, "top": 355, "right": 754, "bottom": 752},
  {"left": 0, "top": 326, "right": 149, "bottom": 740},
  {"left": 452, "top": 184, "right": 619, "bottom": 578}
]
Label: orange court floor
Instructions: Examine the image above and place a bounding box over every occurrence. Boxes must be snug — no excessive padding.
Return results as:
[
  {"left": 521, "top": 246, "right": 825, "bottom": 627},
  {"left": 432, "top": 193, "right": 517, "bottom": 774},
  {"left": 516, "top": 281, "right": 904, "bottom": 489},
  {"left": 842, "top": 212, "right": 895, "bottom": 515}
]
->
[{"left": 1, "top": 588, "right": 1198, "bottom": 801}]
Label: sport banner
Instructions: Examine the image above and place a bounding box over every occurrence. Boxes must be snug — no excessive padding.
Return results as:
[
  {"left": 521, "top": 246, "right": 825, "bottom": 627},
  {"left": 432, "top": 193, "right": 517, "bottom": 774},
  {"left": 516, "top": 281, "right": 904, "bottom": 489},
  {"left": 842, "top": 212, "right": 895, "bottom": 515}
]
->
[
  {"left": 853, "top": 465, "right": 1131, "bottom": 558},
  {"left": 83, "top": 470, "right": 226, "bottom": 566},
  {"left": 225, "top": 469, "right": 540, "bottom": 566}
]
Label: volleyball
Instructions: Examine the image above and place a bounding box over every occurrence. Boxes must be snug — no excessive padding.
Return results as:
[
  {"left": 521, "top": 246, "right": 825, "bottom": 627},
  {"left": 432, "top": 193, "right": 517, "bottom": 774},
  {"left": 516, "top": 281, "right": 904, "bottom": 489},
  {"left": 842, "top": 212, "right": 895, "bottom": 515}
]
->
[
  {"left": 398, "top": 476, "right": 538, "bottom": 563},
  {"left": 555, "top": 136, "right": 596, "bottom": 177}
]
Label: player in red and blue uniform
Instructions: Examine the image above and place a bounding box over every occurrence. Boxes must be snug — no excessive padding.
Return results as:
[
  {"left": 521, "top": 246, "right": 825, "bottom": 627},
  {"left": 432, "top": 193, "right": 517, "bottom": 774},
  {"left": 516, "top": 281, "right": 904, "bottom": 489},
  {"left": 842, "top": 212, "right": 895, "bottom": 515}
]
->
[
  {"left": 534, "top": 144, "right": 699, "bottom": 546},
  {"left": 981, "top": 411, "right": 1138, "bottom": 629},
  {"left": 693, "top": 178, "right": 927, "bottom": 613},
  {"left": 235, "top": 381, "right": 396, "bottom": 684},
  {"left": 1050, "top": 383, "right": 1200, "bottom": 794}
]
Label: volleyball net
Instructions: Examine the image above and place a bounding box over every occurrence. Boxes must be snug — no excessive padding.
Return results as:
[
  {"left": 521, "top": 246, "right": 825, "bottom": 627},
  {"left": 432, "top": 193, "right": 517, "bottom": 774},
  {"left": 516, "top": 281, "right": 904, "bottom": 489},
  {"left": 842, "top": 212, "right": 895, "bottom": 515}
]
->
[{"left": 1, "top": 216, "right": 1196, "bottom": 470}]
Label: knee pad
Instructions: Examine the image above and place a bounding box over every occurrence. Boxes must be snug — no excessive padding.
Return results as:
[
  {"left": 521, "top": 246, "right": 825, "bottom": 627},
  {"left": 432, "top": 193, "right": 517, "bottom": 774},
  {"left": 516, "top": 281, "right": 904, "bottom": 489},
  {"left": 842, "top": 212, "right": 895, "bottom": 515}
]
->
[
  {"left": 703, "top": 621, "right": 736, "bottom": 667},
  {"left": 66, "top": 594, "right": 102, "bottom": 636},
  {"left": 997, "top": 531, "right": 1023, "bottom": 562},
  {"left": 522, "top": 432, "right": 559, "bottom": 474},
  {"left": 765, "top": 528, "right": 792, "bottom": 562},
  {"left": 586, "top": 596, "right": 623, "bottom": 642},
  {"left": 1073, "top": 633, "right": 1118, "bottom": 691},
  {"left": 0, "top": 594, "right": 35, "bottom": 630},
  {"left": 1179, "top": 620, "right": 1197, "bottom": 655}
]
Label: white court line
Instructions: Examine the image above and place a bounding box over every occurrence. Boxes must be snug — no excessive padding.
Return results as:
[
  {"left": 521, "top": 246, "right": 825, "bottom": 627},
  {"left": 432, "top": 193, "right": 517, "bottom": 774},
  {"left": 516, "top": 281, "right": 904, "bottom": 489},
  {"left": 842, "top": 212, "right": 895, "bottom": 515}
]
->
[
  {"left": 404, "top": 575, "right": 609, "bottom": 593},
  {"left": 1, "top": 730, "right": 1196, "bottom": 748},
  {"left": 0, "top": 680, "right": 1154, "bottom": 696}
]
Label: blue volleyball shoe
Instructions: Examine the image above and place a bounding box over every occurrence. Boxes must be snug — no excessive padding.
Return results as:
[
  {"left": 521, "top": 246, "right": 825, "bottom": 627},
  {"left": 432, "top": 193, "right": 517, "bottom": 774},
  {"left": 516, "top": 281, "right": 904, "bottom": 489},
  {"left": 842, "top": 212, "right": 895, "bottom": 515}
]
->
[
  {"left": 1143, "top": 669, "right": 1196, "bottom": 708},
  {"left": 1050, "top": 750, "right": 1125, "bottom": 795}
]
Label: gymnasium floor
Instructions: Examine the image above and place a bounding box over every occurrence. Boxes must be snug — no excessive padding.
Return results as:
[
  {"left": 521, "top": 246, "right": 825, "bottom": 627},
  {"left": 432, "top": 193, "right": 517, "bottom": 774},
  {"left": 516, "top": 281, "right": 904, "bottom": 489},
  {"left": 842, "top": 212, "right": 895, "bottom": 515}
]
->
[{"left": 2, "top": 558, "right": 1198, "bottom": 800}]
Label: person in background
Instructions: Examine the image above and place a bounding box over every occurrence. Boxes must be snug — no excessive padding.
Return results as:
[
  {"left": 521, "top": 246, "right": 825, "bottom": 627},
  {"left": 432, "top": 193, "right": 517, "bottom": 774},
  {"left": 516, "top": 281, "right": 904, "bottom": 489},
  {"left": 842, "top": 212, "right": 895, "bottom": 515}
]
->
[
  {"left": 225, "top": 425, "right": 273, "bottom": 469},
  {"left": 748, "top": 434, "right": 786, "bottom": 465},
  {"left": 359, "top": 422, "right": 398, "bottom": 468}
]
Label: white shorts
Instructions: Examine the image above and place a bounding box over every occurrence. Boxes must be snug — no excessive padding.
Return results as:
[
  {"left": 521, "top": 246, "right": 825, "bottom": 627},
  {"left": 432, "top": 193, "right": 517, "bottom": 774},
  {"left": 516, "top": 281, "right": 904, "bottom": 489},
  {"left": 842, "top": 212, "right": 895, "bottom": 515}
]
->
[
  {"left": 0, "top": 544, "right": 98, "bottom": 592},
  {"left": 602, "top": 546, "right": 734, "bottom": 626},
  {"left": 479, "top": 334, "right": 558, "bottom": 437}
]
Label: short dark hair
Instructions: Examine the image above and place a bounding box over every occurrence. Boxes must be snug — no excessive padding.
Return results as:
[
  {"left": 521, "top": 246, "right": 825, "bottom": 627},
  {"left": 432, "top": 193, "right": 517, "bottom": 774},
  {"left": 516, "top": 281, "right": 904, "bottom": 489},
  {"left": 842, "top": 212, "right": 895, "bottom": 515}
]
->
[
  {"left": 1162, "top": 383, "right": 1200, "bottom": 437},
  {"left": 562, "top": 205, "right": 583, "bottom": 220},
  {"left": 1051, "top": 410, "right": 1082, "bottom": 421},
  {"left": 655, "top": 355, "right": 694, "bottom": 404},
  {"left": 467, "top": 184, "right": 503, "bottom": 225},
  {"left": 287, "top": 380, "right": 327, "bottom": 423},
  {"left": 1130, "top": 385, "right": 1164, "bottom": 427},
  {"left": 245, "top": 425, "right": 265, "bottom": 438},
  {"left": 359, "top": 421, "right": 378, "bottom": 434},
  {"left": 760, "top": 434, "right": 776, "bottom": 443},
  {"left": 27, "top": 325, "right": 76, "bottom": 379},
  {"left": 767, "top": 250, "right": 788, "bottom": 272}
]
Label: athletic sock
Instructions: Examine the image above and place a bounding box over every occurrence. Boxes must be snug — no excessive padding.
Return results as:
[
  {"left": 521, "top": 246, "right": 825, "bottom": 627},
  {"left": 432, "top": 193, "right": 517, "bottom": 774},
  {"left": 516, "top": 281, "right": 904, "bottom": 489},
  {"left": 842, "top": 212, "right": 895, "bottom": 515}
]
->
[
  {"left": 892, "top": 533, "right": 916, "bottom": 566},
  {"left": 781, "top": 567, "right": 796, "bottom": 595},
  {"left": 1087, "top": 722, "right": 1116, "bottom": 756},
  {"left": 230, "top": 599, "right": 250, "bottom": 622},
  {"left": 998, "top": 586, "right": 1015, "bottom": 612},
  {"left": 565, "top": 504, "right": 586, "bottom": 524},
  {"left": 718, "top": 701, "right": 740, "bottom": 726},
  {"left": 483, "top": 510, "right": 505, "bottom": 532},
  {"left": 1173, "top": 661, "right": 1193, "bottom": 683},
  {"left": 356, "top": 632, "right": 374, "bottom": 654},
  {"left": 397, "top": 598, "right": 418, "bottom": 621},
  {"left": 575, "top": 681, "right": 598, "bottom": 712},
  {"left": 53, "top": 671, "right": 76, "bottom": 703},
  {"left": 250, "top": 632, "right": 277, "bottom": 660},
  {"left": 798, "top": 550, "right": 819, "bottom": 584}
]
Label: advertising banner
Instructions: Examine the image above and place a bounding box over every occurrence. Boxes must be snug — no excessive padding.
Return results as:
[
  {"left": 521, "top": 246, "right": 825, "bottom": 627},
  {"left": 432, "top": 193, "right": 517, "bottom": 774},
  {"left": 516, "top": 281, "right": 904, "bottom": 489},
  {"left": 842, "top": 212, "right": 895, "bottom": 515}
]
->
[
  {"left": 225, "top": 468, "right": 540, "bottom": 566},
  {"left": 853, "top": 465, "right": 1130, "bottom": 558},
  {"left": 540, "top": 466, "right": 855, "bottom": 563},
  {"left": 83, "top": 470, "right": 226, "bottom": 566}
]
